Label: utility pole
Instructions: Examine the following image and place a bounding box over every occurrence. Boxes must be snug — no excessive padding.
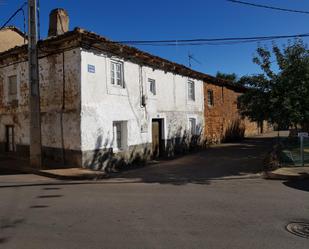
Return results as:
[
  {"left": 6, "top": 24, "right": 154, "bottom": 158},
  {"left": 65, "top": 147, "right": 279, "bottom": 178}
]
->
[{"left": 28, "top": 0, "right": 42, "bottom": 168}]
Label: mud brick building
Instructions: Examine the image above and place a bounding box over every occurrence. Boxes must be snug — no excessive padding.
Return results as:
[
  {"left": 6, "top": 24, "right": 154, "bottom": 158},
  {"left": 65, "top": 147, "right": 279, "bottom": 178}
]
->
[{"left": 204, "top": 81, "right": 270, "bottom": 143}]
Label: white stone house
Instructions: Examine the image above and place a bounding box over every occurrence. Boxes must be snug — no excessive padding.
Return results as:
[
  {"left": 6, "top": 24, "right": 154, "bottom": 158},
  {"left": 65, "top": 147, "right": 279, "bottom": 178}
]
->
[
  {"left": 0, "top": 9, "right": 210, "bottom": 169},
  {"left": 81, "top": 47, "right": 205, "bottom": 169}
]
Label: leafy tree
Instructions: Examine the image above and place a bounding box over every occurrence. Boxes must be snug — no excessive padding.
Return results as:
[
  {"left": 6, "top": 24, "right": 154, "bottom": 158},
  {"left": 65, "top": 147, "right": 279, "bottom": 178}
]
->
[
  {"left": 238, "top": 74, "right": 271, "bottom": 130},
  {"left": 238, "top": 40, "right": 309, "bottom": 131},
  {"left": 216, "top": 71, "right": 238, "bottom": 83}
]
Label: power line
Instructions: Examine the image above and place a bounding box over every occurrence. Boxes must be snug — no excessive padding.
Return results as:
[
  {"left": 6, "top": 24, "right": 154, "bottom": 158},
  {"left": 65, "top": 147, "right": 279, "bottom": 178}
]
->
[
  {"left": 37, "top": 0, "right": 40, "bottom": 40},
  {"left": 0, "top": 2, "right": 27, "bottom": 31},
  {"left": 20, "top": 5, "right": 26, "bottom": 43},
  {"left": 118, "top": 32, "right": 309, "bottom": 46},
  {"left": 227, "top": 0, "right": 309, "bottom": 14}
]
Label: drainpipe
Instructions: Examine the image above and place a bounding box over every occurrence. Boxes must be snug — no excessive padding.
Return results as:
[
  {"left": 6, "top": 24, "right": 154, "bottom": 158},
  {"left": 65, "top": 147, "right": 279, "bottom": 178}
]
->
[
  {"left": 139, "top": 65, "right": 145, "bottom": 107},
  {"left": 60, "top": 52, "right": 66, "bottom": 164}
]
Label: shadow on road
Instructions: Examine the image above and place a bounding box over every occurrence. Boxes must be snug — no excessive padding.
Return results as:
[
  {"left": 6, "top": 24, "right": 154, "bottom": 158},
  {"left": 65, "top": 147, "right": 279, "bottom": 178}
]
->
[
  {"left": 283, "top": 179, "right": 309, "bottom": 192},
  {"left": 0, "top": 136, "right": 275, "bottom": 187},
  {"left": 29, "top": 205, "right": 49, "bottom": 209},
  {"left": 113, "top": 136, "right": 275, "bottom": 185}
]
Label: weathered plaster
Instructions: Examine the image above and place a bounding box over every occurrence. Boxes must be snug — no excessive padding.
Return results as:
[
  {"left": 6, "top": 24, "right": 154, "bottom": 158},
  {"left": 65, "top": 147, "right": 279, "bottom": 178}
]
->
[
  {"left": 0, "top": 48, "right": 81, "bottom": 157},
  {"left": 80, "top": 49, "right": 204, "bottom": 165}
]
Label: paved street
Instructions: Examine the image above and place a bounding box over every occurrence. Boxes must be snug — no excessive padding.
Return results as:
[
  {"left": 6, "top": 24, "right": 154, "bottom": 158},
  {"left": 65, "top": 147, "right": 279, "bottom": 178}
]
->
[{"left": 0, "top": 133, "right": 308, "bottom": 249}]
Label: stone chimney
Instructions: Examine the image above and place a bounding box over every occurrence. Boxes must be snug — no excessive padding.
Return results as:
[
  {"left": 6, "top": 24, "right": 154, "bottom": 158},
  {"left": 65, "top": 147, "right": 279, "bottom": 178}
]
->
[{"left": 48, "top": 9, "right": 69, "bottom": 37}]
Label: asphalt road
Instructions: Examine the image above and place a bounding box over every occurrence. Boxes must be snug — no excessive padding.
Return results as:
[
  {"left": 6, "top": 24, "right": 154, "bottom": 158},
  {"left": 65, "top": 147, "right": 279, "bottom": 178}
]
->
[{"left": 0, "top": 133, "right": 308, "bottom": 249}]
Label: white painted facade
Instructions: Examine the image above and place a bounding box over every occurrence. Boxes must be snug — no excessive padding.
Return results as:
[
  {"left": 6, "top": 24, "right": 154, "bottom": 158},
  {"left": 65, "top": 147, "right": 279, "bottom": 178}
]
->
[
  {"left": 0, "top": 45, "right": 204, "bottom": 167},
  {"left": 80, "top": 49, "right": 204, "bottom": 155}
]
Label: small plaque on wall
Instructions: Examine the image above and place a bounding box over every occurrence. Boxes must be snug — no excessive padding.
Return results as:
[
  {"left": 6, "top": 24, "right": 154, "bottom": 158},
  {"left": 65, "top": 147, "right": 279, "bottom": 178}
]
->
[
  {"left": 141, "top": 123, "right": 148, "bottom": 133},
  {"left": 88, "top": 64, "right": 95, "bottom": 73}
]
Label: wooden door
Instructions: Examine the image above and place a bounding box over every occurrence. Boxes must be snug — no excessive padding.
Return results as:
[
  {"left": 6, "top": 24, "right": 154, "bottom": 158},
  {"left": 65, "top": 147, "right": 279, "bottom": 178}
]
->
[{"left": 152, "top": 120, "right": 161, "bottom": 158}]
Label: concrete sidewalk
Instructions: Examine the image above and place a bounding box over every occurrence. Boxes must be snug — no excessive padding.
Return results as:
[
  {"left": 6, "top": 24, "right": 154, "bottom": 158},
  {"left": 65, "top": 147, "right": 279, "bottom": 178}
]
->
[
  {"left": 34, "top": 168, "right": 107, "bottom": 180},
  {"left": 264, "top": 166, "right": 309, "bottom": 180},
  {"left": 0, "top": 158, "right": 106, "bottom": 180}
]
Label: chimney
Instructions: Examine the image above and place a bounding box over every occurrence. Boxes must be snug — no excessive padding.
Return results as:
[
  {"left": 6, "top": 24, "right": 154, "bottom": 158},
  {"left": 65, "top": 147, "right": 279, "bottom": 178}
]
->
[{"left": 48, "top": 9, "right": 69, "bottom": 37}]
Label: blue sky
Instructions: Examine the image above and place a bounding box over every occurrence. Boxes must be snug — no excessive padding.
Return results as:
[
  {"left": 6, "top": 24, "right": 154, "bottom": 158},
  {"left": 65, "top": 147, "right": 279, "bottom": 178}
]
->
[{"left": 1, "top": 0, "right": 309, "bottom": 77}]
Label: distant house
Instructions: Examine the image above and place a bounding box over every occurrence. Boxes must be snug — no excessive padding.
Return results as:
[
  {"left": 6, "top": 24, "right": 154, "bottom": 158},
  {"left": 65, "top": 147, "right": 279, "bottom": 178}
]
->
[
  {"left": 0, "top": 26, "right": 27, "bottom": 53},
  {"left": 0, "top": 9, "right": 267, "bottom": 169}
]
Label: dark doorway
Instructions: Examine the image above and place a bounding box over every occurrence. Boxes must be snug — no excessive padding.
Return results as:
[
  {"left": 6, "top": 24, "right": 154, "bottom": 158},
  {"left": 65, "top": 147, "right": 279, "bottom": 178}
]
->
[
  {"left": 5, "top": 125, "right": 15, "bottom": 152},
  {"left": 152, "top": 119, "right": 164, "bottom": 158}
]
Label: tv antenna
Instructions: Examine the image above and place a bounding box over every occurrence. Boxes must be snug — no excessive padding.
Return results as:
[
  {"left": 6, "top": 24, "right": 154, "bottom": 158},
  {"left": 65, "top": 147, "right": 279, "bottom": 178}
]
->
[{"left": 188, "top": 51, "right": 202, "bottom": 68}]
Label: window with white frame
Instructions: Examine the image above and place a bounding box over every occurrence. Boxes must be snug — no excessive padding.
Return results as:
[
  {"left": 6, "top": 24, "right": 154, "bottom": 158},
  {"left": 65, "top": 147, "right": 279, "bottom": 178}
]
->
[
  {"left": 113, "top": 121, "right": 127, "bottom": 150},
  {"left": 8, "top": 75, "right": 18, "bottom": 104},
  {"left": 149, "top": 78, "right": 156, "bottom": 95},
  {"left": 111, "top": 61, "right": 124, "bottom": 87},
  {"left": 188, "top": 80, "right": 195, "bottom": 101},
  {"left": 188, "top": 118, "right": 197, "bottom": 135}
]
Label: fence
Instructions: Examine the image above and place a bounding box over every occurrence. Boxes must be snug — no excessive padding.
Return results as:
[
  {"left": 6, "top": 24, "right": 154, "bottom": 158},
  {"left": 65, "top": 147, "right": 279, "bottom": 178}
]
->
[{"left": 281, "top": 137, "right": 309, "bottom": 166}]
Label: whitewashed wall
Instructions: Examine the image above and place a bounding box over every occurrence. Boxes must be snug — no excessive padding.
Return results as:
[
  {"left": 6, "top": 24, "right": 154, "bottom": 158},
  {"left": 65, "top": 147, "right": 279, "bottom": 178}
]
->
[{"left": 80, "top": 49, "right": 204, "bottom": 152}]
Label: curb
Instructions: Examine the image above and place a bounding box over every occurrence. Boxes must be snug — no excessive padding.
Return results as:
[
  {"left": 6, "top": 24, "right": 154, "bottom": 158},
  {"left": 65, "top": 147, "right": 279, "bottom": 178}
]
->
[
  {"left": 263, "top": 171, "right": 309, "bottom": 181},
  {"left": 18, "top": 166, "right": 108, "bottom": 181}
]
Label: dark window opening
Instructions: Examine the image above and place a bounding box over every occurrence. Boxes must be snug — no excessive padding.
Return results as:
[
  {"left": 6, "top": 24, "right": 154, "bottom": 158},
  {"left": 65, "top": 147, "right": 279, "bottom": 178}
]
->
[{"left": 207, "top": 90, "right": 214, "bottom": 107}]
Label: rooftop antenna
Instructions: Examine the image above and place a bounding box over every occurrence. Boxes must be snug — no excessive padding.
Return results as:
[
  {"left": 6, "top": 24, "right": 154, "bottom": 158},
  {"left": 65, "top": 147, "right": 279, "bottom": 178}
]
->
[{"left": 188, "top": 51, "right": 202, "bottom": 68}]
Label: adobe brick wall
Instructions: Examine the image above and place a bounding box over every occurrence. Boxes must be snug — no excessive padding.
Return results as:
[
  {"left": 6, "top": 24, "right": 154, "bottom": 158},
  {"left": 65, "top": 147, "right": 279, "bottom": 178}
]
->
[{"left": 203, "top": 82, "right": 268, "bottom": 143}]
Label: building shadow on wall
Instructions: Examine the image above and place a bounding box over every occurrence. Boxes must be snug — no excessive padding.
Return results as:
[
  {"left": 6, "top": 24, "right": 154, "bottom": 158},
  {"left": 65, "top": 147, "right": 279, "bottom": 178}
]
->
[
  {"left": 222, "top": 119, "right": 245, "bottom": 143},
  {"left": 85, "top": 135, "right": 152, "bottom": 173},
  {"left": 165, "top": 127, "right": 203, "bottom": 158},
  {"left": 85, "top": 128, "right": 205, "bottom": 175}
]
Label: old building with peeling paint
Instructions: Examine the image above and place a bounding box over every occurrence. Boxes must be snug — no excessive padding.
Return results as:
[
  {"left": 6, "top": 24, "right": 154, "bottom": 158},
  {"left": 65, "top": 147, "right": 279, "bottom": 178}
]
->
[{"left": 0, "top": 9, "right": 266, "bottom": 170}]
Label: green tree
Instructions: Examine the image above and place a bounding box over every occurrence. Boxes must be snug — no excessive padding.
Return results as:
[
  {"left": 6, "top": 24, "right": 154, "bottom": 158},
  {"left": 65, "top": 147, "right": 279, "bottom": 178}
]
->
[
  {"left": 238, "top": 40, "right": 309, "bottom": 131},
  {"left": 216, "top": 71, "right": 238, "bottom": 83}
]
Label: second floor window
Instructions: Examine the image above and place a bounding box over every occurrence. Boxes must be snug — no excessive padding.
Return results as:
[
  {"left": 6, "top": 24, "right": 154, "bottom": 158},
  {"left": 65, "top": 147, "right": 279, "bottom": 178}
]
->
[
  {"left": 188, "top": 80, "right": 195, "bottom": 101},
  {"left": 207, "top": 90, "right": 214, "bottom": 107},
  {"left": 8, "top": 75, "right": 18, "bottom": 104},
  {"left": 149, "top": 78, "right": 156, "bottom": 95},
  {"left": 111, "top": 61, "right": 124, "bottom": 87}
]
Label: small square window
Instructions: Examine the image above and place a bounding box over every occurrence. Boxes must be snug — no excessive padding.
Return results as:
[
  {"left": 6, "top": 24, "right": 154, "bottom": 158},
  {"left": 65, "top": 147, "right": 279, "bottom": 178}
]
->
[
  {"left": 207, "top": 90, "right": 214, "bottom": 107},
  {"left": 188, "top": 118, "right": 197, "bottom": 135},
  {"left": 149, "top": 78, "right": 156, "bottom": 95},
  {"left": 188, "top": 80, "right": 195, "bottom": 101},
  {"left": 111, "top": 61, "right": 124, "bottom": 87},
  {"left": 113, "top": 121, "right": 127, "bottom": 150}
]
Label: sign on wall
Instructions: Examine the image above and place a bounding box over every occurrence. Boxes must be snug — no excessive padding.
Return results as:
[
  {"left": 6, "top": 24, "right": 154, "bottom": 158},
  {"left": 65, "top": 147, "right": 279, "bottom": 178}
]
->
[
  {"left": 141, "top": 123, "right": 148, "bottom": 133},
  {"left": 88, "top": 64, "right": 96, "bottom": 73},
  {"left": 298, "top": 132, "right": 309, "bottom": 138}
]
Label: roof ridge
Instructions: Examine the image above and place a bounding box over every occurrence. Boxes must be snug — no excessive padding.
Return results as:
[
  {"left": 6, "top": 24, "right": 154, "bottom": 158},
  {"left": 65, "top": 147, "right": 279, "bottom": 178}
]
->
[
  {"left": 0, "top": 26, "right": 27, "bottom": 39},
  {"left": 0, "top": 26, "right": 246, "bottom": 92}
]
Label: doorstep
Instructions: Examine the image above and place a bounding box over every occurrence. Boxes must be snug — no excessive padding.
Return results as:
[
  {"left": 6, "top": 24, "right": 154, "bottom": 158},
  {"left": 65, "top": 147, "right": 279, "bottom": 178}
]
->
[
  {"left": 0, "top": 157, "right": 107, "bottom": 180},
  {"left": 31, "top": 167, "right": 107, "bottom": 180}
]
